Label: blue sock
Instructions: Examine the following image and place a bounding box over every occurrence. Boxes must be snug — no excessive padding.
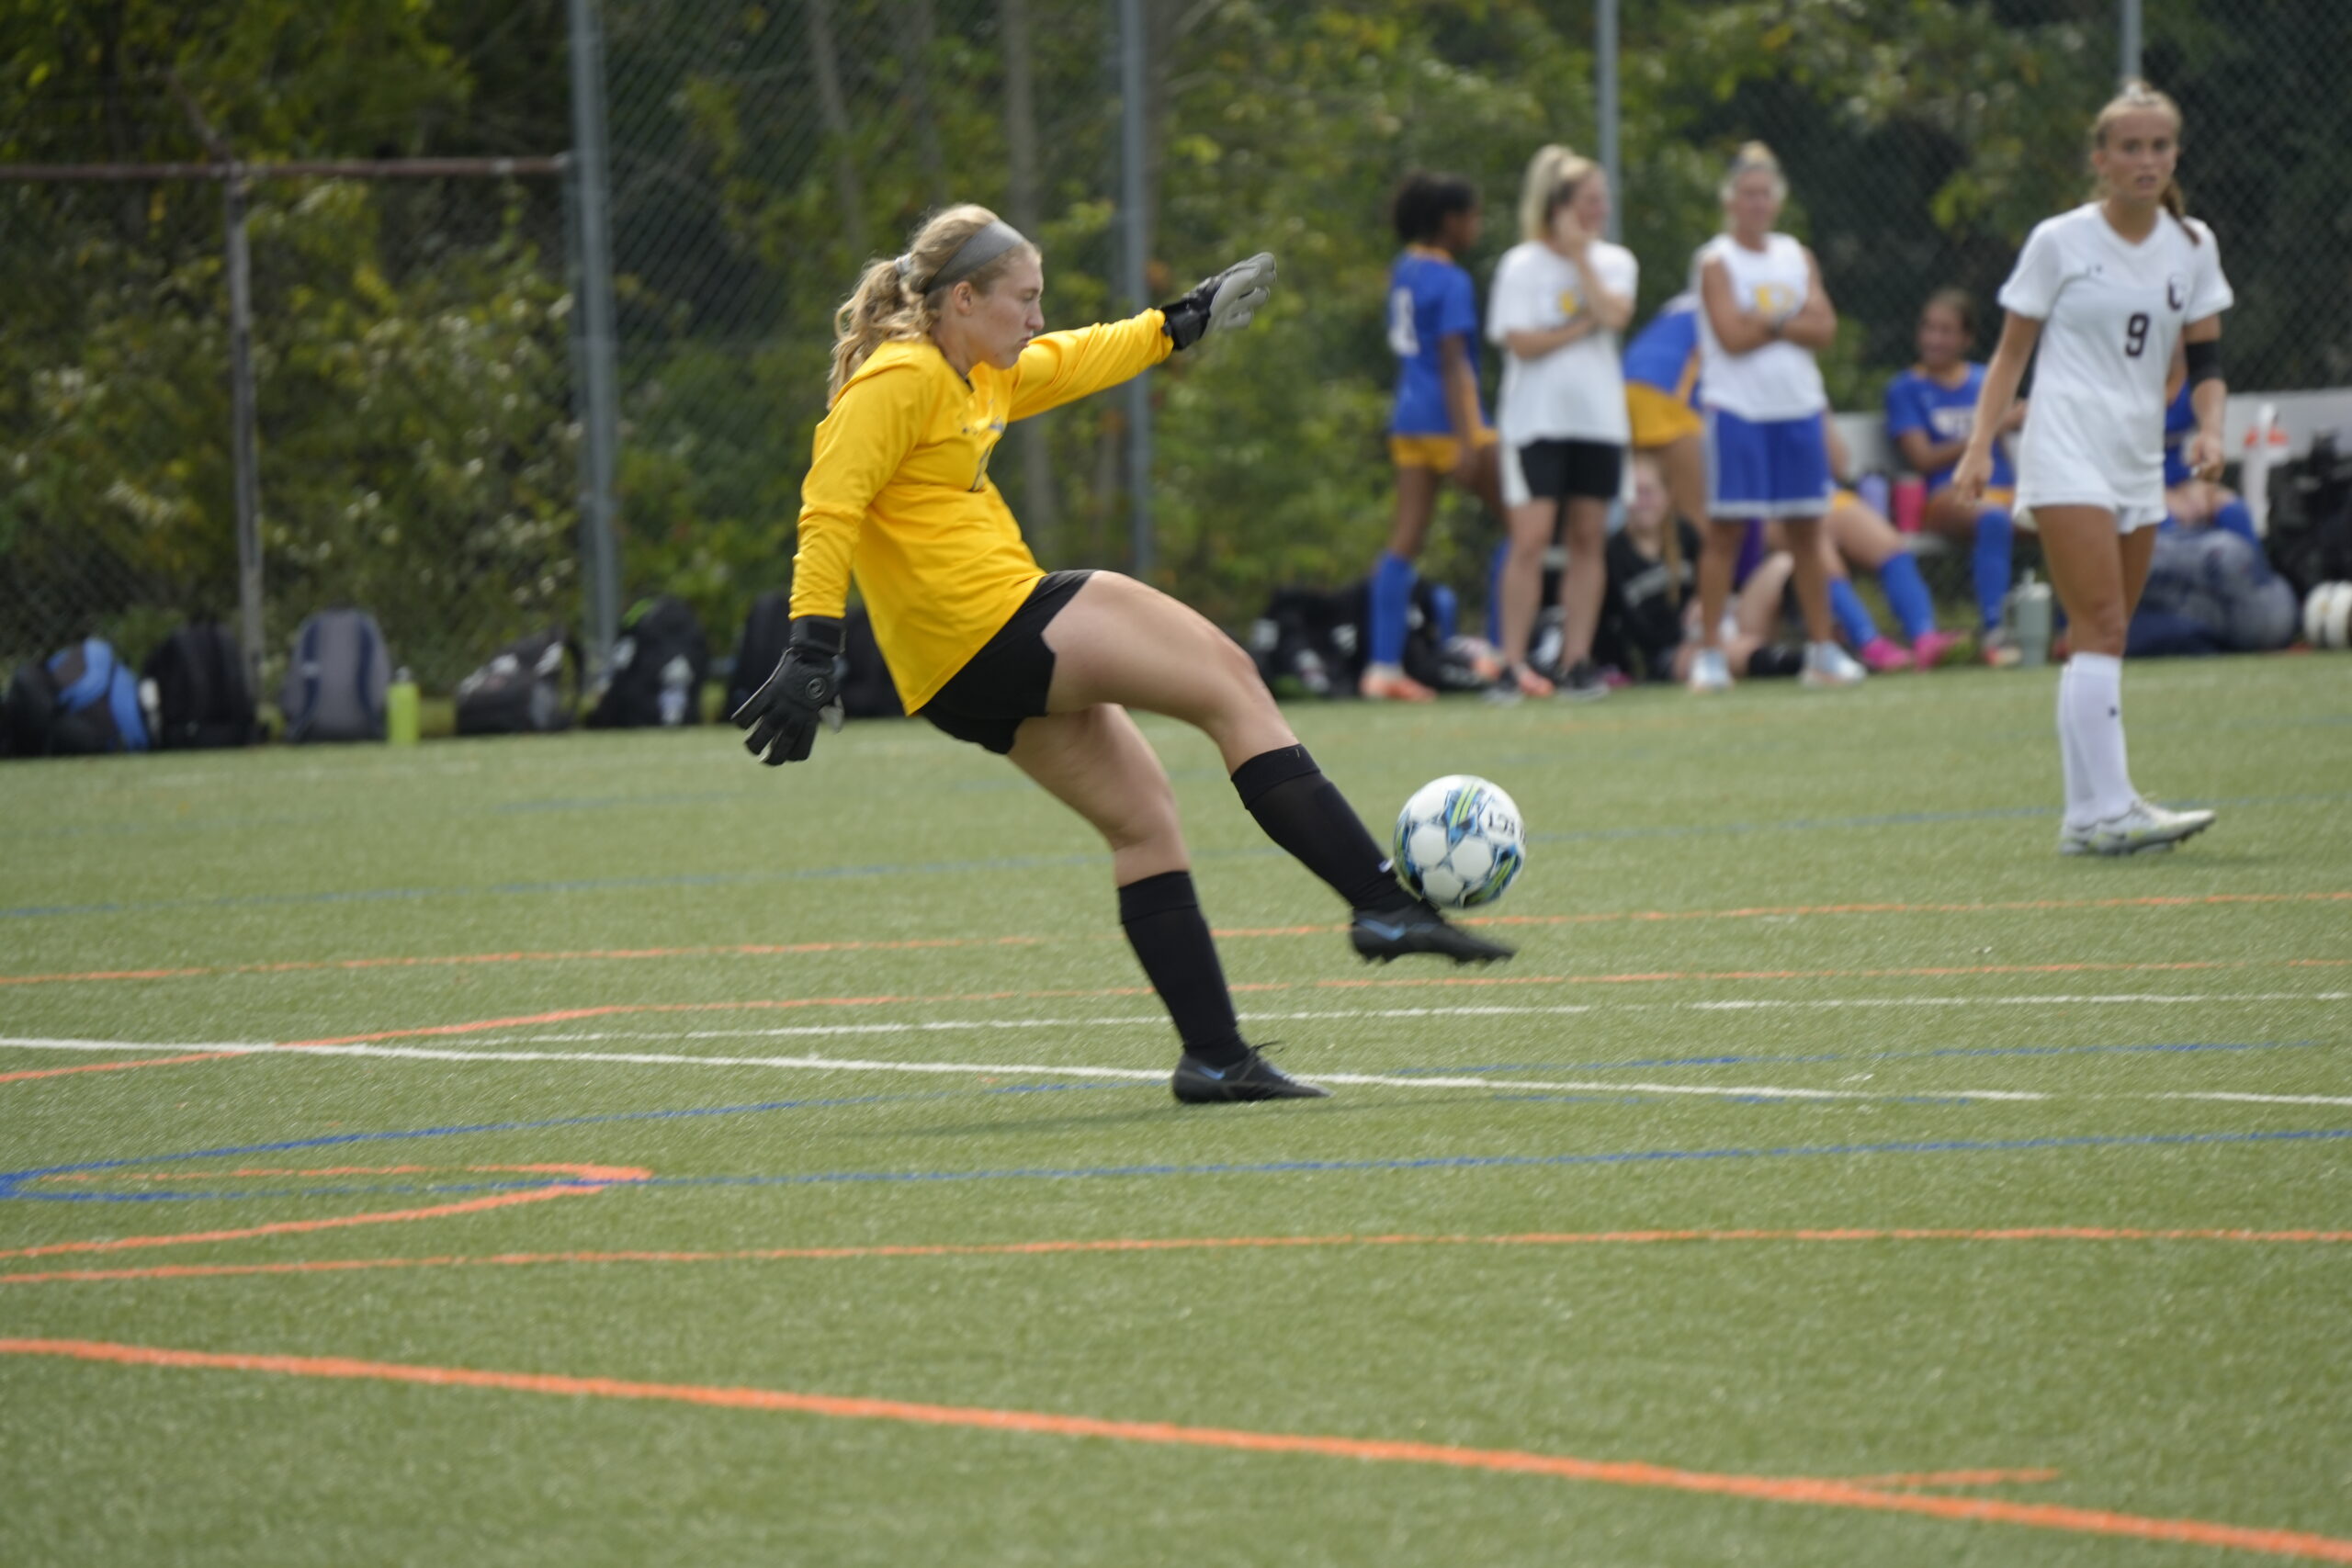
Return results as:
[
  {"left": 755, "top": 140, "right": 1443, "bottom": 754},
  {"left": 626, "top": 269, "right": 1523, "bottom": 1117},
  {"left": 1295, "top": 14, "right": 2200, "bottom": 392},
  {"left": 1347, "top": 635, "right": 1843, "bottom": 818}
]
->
[
  {"left": 1972, "top": 506, "right": 2014, "bottom": 632},
  {"left": 1427, "top": 584, "right": 1459, "bottom": 645},
  {"left": 2212, "top": 498, "right": 2258, "bottom": 547},
  {"left": 1879, "top": 552, "right": 1936, "bottom": 642},
  {"left": 1486, "top": 541, "right": 1509, "bottom": 646},
  {"left": 1829, "top": 578, "right": 1878, "bottom": 647},
  {"left": 1370, "top": 552, "right": 1417, "bottom": 668}
]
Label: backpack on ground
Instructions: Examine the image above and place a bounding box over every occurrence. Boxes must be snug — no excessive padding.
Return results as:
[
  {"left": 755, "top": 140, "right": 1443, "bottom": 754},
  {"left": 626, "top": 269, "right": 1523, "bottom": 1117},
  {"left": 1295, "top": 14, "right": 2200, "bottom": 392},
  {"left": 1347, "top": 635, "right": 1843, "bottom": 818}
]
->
[
  {"left": 723, "top": 592, "right": 794, "bottom": 719},
  {"left": 141, "top": 620, "right": 256, "bottom": 750},
  {"left": 280, "top": 608, "right": 390, "bottom": 743},
  {"left": 839, "top": 606, "right": 902, "bottom": 719},
  {"left": 2267, "top": 432, "right": 2352, "bottom": 598},
  {"left": 6, "top": 639, "right": 152, "bottom": 756},
  {"left": 586, "top": 595, "right": 711, "bottom": 728},
  {"left": 454, "top": 627, "right": 580, "bottom": 736}
]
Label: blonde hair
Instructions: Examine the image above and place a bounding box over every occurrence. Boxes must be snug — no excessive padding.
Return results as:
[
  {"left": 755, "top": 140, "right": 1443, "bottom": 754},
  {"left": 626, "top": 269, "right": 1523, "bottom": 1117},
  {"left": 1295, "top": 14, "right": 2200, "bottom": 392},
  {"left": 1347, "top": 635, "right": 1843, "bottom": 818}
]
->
[
  {"left": 827, "top": 204, "right": 1037, "bottom": 401},
  {"left": 1719, "top": 141, "right": 1787, "bottom": 205},
  {"left": 2092, "top": 79, "right": 2198, "bottom": 244},
  {"left": 1518, "top": 144, "right": 1593, "bottom": 243}
]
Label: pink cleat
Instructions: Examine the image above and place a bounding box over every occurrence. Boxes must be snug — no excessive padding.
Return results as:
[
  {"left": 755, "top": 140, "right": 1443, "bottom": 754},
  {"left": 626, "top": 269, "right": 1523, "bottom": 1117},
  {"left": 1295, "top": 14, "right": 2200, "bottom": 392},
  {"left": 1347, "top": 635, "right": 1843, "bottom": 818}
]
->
[
  {"left": 1858, "top": 637, "right": 1914, "bottom": 673},
  {"left": 1910, "top": 629, "right": 1965, "bottom": 669}
]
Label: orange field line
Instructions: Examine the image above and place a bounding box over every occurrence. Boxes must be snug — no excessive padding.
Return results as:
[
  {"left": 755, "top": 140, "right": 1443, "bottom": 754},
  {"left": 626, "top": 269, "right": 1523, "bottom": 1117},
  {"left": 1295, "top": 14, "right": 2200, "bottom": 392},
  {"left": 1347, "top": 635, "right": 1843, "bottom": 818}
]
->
[
  {"left": 7, "top": 1224, "right": 2346, "bottom": 1287},
  {"left": 1845, "top": 1468, "right": 2064, "bottom": 1488},
  {"left": 0, "top": 1180, "right": 639, "bottom": 1263},
  {"left": 0, "top": 1052, "right": 245, "bottom": 1085},
  {"left": 4, "top": 890, "right": 2343, "bottom": 988},
  {"left": 6, "top": 1337, "right": 2349, "bottom": 1561}
]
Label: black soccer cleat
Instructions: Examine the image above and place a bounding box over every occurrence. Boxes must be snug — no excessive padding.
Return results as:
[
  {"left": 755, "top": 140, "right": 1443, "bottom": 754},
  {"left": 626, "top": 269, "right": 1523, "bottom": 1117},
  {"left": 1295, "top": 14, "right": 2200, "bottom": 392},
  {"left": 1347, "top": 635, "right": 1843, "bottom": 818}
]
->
[
  {"left": 1350, "top": 898, "right": 1516, "bottom": 965},
  {"left": 1171, "top": 1047, "right": 1331, "bottom": 1104}
]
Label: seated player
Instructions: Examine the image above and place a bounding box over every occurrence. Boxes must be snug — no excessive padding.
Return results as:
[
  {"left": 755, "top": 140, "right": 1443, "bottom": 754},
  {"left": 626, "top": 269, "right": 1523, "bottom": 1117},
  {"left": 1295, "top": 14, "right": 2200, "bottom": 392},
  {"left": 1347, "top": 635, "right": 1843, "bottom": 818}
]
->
[
  {"left": 1363, "top": 172, "right": 1506, "bottom": 701},
  {"left": 1884, "top": 289, "right": 2022, "bottom": 660},
  {"left": 1596, "top": 453, "right": 1803, "bottom": 684},
  {"left": 1772, "top": 419, "right": 1961, "bottom": 671},
  {"left": 2159, "top": 380, "right": 2258, "bottom": 545}
]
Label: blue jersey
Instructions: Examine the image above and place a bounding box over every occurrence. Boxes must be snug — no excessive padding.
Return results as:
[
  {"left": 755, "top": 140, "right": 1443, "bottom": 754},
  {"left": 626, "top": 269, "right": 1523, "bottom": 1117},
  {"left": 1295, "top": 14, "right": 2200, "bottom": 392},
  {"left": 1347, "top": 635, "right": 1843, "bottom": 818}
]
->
[
  {"left": 1884, "top": 362, "right": 2012, "bottom": 491},
  {"left": 1386, "top": 246, "right": 1484, "bottom": 435},
  {"left": 2162, "top": 383, "right": 2196, "bottom": 486},
  {"left": 1622, "top": 294, "right": 1701, "bottom": 401}
]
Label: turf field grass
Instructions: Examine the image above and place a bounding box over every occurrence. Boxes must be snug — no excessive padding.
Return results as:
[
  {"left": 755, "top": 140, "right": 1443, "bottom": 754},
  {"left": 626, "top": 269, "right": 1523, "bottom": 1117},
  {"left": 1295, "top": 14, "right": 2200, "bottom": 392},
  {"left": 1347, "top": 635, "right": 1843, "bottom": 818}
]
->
[{"left": 2, "top": 654, "right": 2347, "bottom": 1566}]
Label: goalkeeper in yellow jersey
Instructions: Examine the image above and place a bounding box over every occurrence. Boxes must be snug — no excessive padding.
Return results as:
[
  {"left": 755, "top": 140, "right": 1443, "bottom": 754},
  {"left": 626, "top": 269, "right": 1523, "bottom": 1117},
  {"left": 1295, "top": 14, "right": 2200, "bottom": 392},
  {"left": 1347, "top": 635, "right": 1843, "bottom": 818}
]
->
[{"left": 734, "top": 204, "right": 1511, "bottom": 1104}]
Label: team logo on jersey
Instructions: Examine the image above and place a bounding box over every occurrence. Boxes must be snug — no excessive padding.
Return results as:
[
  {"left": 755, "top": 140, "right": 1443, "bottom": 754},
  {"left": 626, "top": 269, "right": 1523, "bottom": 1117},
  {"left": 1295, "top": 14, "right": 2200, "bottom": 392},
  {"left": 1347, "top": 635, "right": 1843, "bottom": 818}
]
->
[
  {"left": 1751, "top": 283, "right": 1796, "bottom": 317},
  {"left": 1556, "top": 288, "right": 1582, "bottom": 319},
  {"left": 2166, "top": 275, "right": 2188, "bottom": 311}
]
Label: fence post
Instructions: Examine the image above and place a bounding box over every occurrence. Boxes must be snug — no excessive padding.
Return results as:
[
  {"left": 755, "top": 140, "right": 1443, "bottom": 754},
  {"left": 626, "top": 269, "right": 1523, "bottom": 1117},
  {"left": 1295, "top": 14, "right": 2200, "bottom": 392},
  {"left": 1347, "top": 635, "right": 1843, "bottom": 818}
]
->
[
  {"left": 568, "top": 0, "right": 624, "bottom": 680},
  {"left": 1596, "top": 0, "right": 1621, "bottom": 243},
  {"left": 222, "top": 168, "right": 266, "bottom": 689},
  {"left": 2120, "top": 0, "right": 2142, "bottom": 83},
  {"left": 1116, "top": 0, "right": 1153, "bottom": 580}
]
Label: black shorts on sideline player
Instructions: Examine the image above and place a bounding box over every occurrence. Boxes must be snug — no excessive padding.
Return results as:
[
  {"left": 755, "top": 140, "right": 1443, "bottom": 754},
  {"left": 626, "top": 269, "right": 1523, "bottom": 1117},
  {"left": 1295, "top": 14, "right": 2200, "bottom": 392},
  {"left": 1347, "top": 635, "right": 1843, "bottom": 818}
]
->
[
  {"left": 919, "top": 570, "right": 1096, "bottom": 754},
  {"left": 1511, "top": 437, "right": 1623, "bottom": 503}
]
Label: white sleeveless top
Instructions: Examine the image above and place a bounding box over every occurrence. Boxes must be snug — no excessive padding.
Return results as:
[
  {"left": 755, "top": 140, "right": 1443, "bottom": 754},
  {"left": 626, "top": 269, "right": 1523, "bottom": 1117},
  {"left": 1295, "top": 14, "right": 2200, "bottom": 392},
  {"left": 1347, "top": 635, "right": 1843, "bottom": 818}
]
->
[{"left": 1691, "top": 232, "right": 1826, "bottom": 422}]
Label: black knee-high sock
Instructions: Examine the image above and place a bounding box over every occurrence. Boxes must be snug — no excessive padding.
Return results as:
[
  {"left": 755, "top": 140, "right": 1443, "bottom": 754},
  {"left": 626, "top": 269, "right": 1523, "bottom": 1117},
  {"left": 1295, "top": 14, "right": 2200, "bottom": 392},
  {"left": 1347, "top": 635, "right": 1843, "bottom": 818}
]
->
[
  {"left": 1230, "top": 744, "right": 1413, "bottom": 913},
  {"left": 1119, "top": 871, "right": 1248, "bottom": 1066}
]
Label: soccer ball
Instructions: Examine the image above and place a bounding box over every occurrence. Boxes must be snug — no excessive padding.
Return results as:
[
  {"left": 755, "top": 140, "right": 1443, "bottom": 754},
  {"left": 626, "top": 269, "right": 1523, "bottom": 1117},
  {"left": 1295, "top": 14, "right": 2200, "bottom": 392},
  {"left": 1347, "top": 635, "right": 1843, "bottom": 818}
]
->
[{"left": 1392, "top": 774, "right": 1525, "bottom": 908}]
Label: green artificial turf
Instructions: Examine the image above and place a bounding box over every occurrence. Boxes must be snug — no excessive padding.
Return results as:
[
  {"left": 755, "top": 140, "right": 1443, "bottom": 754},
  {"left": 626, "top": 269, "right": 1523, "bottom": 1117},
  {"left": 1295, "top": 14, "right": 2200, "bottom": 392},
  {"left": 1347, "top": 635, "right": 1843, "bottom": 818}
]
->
[{"left": 1, "top": 655, "right": 2346, "bottom": 1566}]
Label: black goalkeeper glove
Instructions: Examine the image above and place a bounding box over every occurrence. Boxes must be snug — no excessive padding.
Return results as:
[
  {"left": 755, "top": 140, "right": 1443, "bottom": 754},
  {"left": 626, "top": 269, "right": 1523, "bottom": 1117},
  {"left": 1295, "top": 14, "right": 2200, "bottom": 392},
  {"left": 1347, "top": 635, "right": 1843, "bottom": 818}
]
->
[
  {"left": 733, "top": 615, "right": 845, "bottom": 765},
  {"left": 1159, "top": 252, "right": 1277, "bottom": 351}
]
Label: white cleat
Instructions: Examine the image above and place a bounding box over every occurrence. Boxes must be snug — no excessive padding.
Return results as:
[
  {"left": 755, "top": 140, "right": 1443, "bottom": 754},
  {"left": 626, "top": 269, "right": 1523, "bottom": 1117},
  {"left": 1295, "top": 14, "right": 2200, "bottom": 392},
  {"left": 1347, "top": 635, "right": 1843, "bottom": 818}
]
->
[
  {"left": 1800, "top": 640, "right": 1868, "bottom": 689},
  {"left": 2058, "top": 798, "right": 2218, "bottom": 857},
  {"left": 1687, "top": 647, "right": 1733, "bottom": 694}
]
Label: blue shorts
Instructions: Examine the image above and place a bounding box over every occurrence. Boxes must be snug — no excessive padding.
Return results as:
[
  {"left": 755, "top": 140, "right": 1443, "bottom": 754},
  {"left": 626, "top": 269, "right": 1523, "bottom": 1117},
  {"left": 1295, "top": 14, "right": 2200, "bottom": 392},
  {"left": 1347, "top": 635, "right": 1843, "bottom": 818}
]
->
[{"left": 1705, "top": 407, "right": 1834, "bottom": 520}]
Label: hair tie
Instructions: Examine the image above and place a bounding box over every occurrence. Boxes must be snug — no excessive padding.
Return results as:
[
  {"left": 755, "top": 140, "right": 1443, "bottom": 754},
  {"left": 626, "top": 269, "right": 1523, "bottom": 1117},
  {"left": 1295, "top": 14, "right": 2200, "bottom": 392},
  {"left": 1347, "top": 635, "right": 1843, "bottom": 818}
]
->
[{"left": 893, "top": 254, "right": 916, "bottom": 287}]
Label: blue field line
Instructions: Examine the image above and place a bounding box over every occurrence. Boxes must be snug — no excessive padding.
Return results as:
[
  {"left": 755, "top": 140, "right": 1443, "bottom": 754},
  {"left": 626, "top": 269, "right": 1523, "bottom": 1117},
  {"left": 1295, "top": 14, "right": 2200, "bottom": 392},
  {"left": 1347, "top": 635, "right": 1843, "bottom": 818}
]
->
[
  {"left": 1394, "top": 1038, "right": 2328, "bottom": 1079},
  {"left": 13, "top": 788, "right": 2350, "bottom": 921},
  {"left": 627, "top": 1126, "right": 2352, "bottom": 1190}
]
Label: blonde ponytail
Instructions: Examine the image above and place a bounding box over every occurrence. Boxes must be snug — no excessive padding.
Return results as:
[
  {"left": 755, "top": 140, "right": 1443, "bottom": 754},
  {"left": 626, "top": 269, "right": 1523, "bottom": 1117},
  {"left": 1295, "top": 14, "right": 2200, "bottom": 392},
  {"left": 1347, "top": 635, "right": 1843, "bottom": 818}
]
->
[
  {"left": 1517, "top": 144, "right": 1581, "bottom": 243},
  {"left": 826, "top": 203, "right": 1037, "bottom": 401},
  {"left": 1719, "top": 141, "right": 1787, "bottom": 204}
]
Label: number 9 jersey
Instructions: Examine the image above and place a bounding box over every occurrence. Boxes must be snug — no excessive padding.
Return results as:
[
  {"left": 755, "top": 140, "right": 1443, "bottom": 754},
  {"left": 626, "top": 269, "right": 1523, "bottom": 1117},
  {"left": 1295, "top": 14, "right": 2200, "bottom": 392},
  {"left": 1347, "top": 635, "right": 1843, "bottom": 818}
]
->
[{"left": 1998, "top": 202, "right": 2233, "bottom": 527}]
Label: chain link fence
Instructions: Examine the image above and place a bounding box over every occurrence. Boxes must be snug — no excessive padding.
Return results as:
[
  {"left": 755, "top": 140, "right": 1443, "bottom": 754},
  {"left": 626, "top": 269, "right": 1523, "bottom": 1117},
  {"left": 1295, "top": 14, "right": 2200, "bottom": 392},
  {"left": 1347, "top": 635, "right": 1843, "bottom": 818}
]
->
[
  {"left": 1, "top": 156, "right": 578, "bottom": 690},
  {"left": 9, "top": 1, "right": 2349, "bottom": 681}
]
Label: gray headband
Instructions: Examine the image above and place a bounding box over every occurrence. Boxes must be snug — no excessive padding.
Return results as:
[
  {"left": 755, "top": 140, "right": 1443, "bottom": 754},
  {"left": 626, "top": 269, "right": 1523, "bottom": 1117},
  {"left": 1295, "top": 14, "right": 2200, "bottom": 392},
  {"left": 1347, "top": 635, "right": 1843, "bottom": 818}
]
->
[{"left": 907, "top": 220, "right": 1029, "bottom": 295}]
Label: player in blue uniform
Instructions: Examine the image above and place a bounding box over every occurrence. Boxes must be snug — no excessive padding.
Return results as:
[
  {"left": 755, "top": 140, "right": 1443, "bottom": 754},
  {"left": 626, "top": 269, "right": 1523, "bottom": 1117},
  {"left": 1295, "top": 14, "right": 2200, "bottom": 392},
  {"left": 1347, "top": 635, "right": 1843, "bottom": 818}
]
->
[
  {"left": 1622, "top": 292, "right": 1707, "bottom": 586},
  {"left": 1363, "top": 172, "right": 1504, "bottom": 701},
  {"left": 1884, "top": 289, "right": 2020, "bottom": 660},
  {"left": 2160, "top": 382, "right": 2257, "bottom": 544}
]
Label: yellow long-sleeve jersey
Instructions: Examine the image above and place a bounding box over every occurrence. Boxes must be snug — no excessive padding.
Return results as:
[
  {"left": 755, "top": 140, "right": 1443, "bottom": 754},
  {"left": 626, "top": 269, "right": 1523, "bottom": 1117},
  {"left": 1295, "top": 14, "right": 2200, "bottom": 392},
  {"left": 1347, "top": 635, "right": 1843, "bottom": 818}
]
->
[{"left": 788, "top": 310, "right": 1173, "bottom": 712}]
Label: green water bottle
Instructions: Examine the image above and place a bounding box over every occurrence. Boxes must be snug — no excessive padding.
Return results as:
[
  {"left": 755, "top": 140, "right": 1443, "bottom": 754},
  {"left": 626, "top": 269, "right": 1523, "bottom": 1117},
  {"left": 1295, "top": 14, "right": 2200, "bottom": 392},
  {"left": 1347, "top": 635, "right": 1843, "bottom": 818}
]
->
[{"left": 387, "top": 667, "right": 421, "bottom": 746}]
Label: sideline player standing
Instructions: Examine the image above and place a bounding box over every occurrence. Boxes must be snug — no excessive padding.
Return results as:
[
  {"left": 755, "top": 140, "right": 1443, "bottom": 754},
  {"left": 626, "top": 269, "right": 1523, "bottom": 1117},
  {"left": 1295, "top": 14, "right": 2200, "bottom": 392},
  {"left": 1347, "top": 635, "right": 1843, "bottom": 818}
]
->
[
  {"left": 734, "top": 205, "right": 1510, "bottom": 1104},
  {"left": 1361, "top": 173, "right": 1507, "bottom": 702},
  {"left": 1954, "top": 82, "right": 2231, "bottom": 856},
  {"left": 1487, "top": 145, "right": 1636, "bottom": 703},
  {"left": 1689, "top": 142, "right": 1862, "bottom": 694}
]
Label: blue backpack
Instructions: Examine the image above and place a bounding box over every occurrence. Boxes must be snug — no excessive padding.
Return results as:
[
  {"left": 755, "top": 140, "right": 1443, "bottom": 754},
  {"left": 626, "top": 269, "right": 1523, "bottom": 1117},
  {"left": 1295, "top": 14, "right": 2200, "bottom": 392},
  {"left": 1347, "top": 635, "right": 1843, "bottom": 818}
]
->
[
  {"left": 281, "top": 609, "right": 390, "bottom": 743},
  {"left": 10, "top": 639, "right": 152, "bottom": 755}
]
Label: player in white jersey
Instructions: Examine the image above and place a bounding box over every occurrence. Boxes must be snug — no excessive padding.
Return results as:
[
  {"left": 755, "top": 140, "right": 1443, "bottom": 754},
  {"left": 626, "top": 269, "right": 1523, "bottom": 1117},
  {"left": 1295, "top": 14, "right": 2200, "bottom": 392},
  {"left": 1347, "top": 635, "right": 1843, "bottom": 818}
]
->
[
  {"left": 1487, "top": 145, "right": 1637, "bottom": 703},
  {"left": 1954, "top": 82, "right": 2233, "bottom": 857},
  {"left": 1688, "top": 142, "right": 1861, "bottom": 694}
]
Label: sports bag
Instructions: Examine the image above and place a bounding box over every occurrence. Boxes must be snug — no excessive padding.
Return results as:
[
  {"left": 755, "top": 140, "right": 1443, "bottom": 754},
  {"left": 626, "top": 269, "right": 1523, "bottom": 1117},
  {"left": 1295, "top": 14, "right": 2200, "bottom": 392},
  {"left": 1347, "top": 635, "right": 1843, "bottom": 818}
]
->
[
  {"left": 723, "top": 591, "right": 794, "bottom": 719},
  {"left": 141, "top": 620, "right": 256, "bottom": 750},
  {"left": 280, "top": 608, "right": 390, "bottom": 743},
  {"left": 454, "top": 628, "right": 580, "bottom": 736},
  {"left": 2, "top": 660, "right": 60, "bottom": 758},
  {"left": 38, "top": 638, "right": 150, "bottom": 755},
  {"left": 586, "top": 595, "right": 711, "bottom": 728}
]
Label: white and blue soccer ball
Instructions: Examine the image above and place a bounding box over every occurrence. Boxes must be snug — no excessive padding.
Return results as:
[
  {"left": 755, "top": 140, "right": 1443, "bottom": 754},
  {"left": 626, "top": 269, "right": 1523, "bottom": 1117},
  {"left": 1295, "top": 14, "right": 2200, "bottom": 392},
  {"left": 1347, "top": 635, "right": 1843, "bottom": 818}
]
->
[{"left": 1392, "top": 774, "right": 1525, "bottom": 908}]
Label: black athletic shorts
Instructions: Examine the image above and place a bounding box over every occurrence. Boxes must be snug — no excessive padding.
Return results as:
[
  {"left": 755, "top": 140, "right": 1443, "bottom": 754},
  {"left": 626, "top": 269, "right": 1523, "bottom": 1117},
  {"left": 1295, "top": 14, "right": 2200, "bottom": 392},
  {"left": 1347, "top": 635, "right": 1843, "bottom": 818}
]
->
[
  {"left": 1506, "top": 437, "right": 1624, "bottom": 504},
  {"left": 919, "top": 570, "right": 1096, "bottom": 754}
]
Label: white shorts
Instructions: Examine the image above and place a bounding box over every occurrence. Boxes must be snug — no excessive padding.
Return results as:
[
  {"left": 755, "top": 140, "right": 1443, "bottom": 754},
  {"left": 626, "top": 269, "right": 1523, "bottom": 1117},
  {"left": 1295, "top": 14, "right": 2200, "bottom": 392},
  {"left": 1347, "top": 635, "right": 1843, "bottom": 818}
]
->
[{"left": 2016, "top": 398, "right": 2166, "bottom": 531}]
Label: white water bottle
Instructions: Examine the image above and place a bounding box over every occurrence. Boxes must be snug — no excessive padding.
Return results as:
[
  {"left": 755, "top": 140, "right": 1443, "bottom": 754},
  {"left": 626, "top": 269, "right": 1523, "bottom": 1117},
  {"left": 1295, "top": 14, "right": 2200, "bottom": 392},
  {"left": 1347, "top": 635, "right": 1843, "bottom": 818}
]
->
[
  {"left": 658, "top": 654, "right": 694, "bottom": 726},
  {"left": 2009, "top": 572, "right": 2053, "bottom": 668}
]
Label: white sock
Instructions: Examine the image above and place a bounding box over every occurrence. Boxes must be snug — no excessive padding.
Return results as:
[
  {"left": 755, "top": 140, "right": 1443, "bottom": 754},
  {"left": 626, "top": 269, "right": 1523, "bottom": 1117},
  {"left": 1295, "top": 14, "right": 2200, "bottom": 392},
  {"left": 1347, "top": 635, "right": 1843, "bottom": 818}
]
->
[
  {"left": 2060, "top": 653, "right": 2136, "bottom": 825},
  {"left": 2054, "top": 662, "right": 2091, "bottom": 824}
]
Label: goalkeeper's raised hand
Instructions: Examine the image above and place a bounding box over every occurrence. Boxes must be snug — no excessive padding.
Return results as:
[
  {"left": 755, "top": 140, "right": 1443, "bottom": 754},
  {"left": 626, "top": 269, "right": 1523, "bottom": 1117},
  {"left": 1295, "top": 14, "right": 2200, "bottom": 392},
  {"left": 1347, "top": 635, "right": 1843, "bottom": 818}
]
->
[
  {"left": 733, "top": 616, "right": 845, "bottom": 765},
  {"left": 1160, "top": 252, "right": 1276, "bottom": 351}
]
